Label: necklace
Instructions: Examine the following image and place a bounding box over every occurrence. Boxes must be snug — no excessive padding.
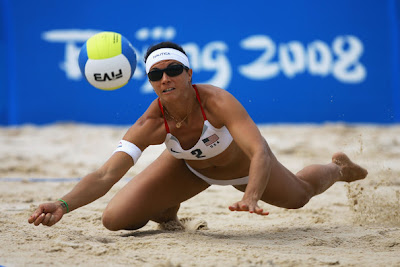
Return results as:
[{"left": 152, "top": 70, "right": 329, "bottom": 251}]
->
[{"left": 163, "top": 104, "right": 194, "bottom": 128}]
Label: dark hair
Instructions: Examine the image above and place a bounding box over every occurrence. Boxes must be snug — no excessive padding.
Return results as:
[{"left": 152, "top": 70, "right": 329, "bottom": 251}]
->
[{"left": 144, "top": 41, "right": 187, "bottom": 63}]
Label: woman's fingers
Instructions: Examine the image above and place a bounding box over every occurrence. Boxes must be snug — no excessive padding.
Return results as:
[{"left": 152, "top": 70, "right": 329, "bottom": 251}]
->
[
  {"left": 28, "top": 207, "right": 44, "bottom": 223},
  {"left": 229, "top": 202, "right": 249, "bottom": 211},
  {"left": 42, "top": 213, "right": 52, "bottom": 225},
  {"left": 47, "top": 215, "right": 59, "bottom": 227},
  {"left": 229, "top": 201, "right": 269, "bottom": 216},
  {"left": 255, "top": 207, "right": 269, "bottom": 216},
  {"left": 28, "top": 202, "right": 62, "bottom": 226},
  {"left": 240, "top": 204, "right": 249, "bottom": 211},
  {"left": 28, "top": 215, "right": 36, "bottom": 224},
  {"left": 33, "top": 213, "right": 46, "bottom": 226},
  {"left": 228, "top": 202, "right": 239, "bottom": 211}
]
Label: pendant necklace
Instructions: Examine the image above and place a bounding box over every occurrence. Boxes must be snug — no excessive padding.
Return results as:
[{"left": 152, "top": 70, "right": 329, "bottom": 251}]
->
[{"left": 164, "top": 104, "right": 194, "bottom": 129}]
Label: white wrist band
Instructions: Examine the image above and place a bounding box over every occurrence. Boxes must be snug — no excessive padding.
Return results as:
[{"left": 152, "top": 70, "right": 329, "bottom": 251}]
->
[{"left": 113, "top": 140, "right": 142, "bottom": 165}]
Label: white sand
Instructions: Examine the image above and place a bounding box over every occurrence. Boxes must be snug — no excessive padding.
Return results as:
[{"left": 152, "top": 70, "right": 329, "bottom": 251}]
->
[{"left": 0, "top": 123, "right": 399, "bottom": 266}]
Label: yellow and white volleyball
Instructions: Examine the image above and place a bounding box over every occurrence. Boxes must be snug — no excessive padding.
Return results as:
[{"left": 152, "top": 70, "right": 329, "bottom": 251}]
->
[{"left": 78, "top": 32, "right": 137, "bottom": 90}]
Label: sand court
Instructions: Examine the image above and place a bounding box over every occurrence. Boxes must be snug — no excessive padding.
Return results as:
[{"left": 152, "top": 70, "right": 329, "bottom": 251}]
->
[{"left": 1, "top": 123, "right": 399, "bottom": 266}]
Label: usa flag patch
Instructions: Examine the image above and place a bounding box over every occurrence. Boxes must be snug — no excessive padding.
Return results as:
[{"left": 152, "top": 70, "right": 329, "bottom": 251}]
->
[{"left": 202, "top": 134, "right": 219, "bottom": 146}]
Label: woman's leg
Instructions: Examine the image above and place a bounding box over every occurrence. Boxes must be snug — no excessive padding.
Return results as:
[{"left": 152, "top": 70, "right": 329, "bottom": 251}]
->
[
  {"left": 102, "top": 150, "right": 209, "bottom": 231},
  {"left": 237, "top": 152, "right": 368, "bottom": 209}
]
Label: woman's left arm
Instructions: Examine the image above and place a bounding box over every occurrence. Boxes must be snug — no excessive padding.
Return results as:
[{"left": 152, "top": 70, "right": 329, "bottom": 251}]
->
[{"left": 214, "top": 90, "right": 272, "bottom": 215}]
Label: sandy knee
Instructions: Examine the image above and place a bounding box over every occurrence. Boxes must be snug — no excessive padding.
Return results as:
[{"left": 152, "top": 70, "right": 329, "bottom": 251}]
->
[
  {"left": 101, "top": 208, "right": 122, "bottom": 231},
  {"left": 270, "top": 182, "right": 311, "bottom": 209},
  {"left": 102, "top": 207, "right": 147, "bottom": 231},
  {"left": 287, "top": 191, "right": 311, "bottom": 209}
]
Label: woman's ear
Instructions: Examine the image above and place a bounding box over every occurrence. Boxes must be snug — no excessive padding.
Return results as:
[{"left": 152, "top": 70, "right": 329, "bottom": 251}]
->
[{"left": 188, "top": 68, "right": 193, "bottom": 84}]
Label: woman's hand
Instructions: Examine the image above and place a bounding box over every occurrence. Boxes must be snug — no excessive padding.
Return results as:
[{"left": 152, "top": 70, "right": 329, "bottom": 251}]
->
[
  {"left": 229, "top": 199, "right": 269, "bottom": 216},
  {"left": 28, "top": 202, "right": 65, "bottom": 227}
]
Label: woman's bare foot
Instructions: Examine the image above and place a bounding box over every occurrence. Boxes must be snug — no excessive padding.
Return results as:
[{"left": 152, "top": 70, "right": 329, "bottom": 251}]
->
[
  {"left": 332, "top": 152, "right": 368, "bottom": 182},
  {"left": 158, "top": 219, "right": 184, "bottom": 231},
  {"left": 158, "top": 217, "right": 208, "bottom": 231},
  {"left": 153, "top": 205, "right": 208, "bottom": 231},
  {"left": 180, "top": 217, "right": 208, "bottom": 231}
]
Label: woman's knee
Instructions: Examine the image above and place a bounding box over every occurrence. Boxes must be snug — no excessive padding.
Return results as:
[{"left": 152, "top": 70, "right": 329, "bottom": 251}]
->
[
  {"left": 101, "top": 208, "right": 122, "bottom": 231},
  {"left": 282, "top": 174, "right": 316, "bottom": 209},
  {"left": 285, "top": 190, "right": 311, "bottom": 209},
  {"left": 102, "top": 207, "right": 148, "bottom": 231}
]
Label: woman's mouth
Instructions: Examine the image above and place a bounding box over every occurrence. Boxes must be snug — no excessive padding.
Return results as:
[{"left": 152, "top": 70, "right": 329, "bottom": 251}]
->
[{"left": 163, "top": 88, "right": 175, "bottom": 93}]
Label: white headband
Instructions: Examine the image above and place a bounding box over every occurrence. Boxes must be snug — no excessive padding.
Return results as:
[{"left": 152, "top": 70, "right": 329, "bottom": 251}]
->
[{"left": 145, "top": 48, "right": 190, "bottom": 74}]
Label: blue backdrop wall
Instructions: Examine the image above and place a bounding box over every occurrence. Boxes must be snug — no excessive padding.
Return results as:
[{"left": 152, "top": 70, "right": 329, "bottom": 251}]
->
[{"left": 1, "top": 0, "right": 399, "bottom": 125}]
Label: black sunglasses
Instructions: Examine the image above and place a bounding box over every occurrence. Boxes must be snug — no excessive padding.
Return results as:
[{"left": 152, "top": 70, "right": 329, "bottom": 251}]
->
[{"left": 148, "top": 64, "right": 189, "bottom": 81}]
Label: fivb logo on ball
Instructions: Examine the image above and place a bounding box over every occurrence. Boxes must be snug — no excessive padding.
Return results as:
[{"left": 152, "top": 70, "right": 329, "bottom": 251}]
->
[{"left": 78, "top": 32, "right": 137, "bottom": 90}]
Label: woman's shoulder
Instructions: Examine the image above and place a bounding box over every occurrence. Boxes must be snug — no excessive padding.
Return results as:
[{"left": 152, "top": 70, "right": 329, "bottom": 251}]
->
[
  {"left": 196, "top": 84, "right": 237, "bottom": 109},
  {"left": 138, "top": 98, "right": 163, "bottom": 121},
  {"left": 135, "top": 99, "right": 166, "bottom": 132},
  {"left": 196, "top": 84, "right": 231, "bottom": 97},
  {"left": 195, "top": 84, "right": 241, "bottom": 126},
  {"left": 123, "top": 99, "right": 166, "bottom": 148},
  {"left": 195, "top": 84, "right": 235, "bottom": 107}
]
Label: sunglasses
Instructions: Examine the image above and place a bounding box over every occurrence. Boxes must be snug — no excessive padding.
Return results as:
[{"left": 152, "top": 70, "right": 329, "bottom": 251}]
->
[{"left": 148, "top": 64, "right": 189, "bottom": 81}]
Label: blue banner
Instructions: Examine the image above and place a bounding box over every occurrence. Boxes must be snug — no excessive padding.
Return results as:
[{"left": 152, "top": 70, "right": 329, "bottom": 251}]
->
[{"left": 1, "top": 0, "right": 399, "bottom": 125}]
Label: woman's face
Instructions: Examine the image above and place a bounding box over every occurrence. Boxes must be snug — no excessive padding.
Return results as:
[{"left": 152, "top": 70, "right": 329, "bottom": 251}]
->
[{"left": 148, "top": 59, "right": 192, "bottom": 100}]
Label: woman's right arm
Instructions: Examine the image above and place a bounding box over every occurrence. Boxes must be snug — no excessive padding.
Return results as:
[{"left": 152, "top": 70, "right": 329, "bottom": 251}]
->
[
  {"left": 28, "top": 152, "right": 134, "bottom": 227},
  {"left": 28, "top": 100, "right": 166, "bottom": 227}
]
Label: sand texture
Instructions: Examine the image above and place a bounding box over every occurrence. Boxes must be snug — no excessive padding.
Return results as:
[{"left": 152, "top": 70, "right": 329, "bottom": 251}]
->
[{"left": 1, "top": 123, "right": 399, "bottom": 266}]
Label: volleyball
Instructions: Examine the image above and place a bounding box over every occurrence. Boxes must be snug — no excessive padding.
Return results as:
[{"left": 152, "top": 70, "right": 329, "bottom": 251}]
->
[{"left": 78, "top": 32, "right": 137, "bottom": 90}]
